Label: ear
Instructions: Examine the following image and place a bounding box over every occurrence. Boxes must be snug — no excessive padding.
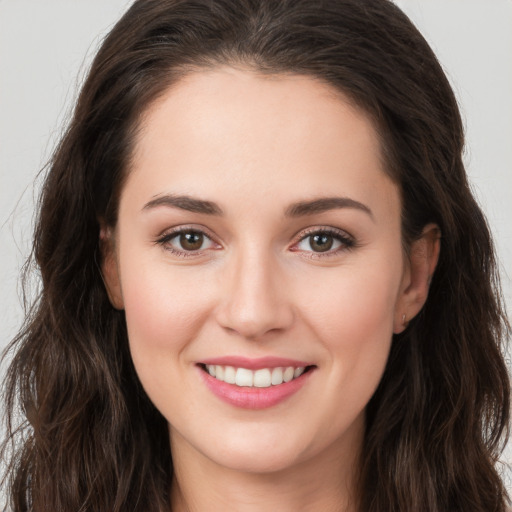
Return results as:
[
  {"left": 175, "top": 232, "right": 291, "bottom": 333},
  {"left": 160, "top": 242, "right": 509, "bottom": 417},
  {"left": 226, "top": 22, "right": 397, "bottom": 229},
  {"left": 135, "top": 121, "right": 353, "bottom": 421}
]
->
[
  {"left": 99, "top": 222, "right": 124, "bottom": 310},
  {"left": 393, "top": 223, "right": 440, "bottom": 333}
]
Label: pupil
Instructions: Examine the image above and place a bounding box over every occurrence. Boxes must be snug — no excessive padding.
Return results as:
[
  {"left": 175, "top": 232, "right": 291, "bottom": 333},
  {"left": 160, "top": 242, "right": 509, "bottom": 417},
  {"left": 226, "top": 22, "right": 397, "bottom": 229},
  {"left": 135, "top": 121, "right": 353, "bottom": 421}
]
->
[
  {"left": 180, "top": 232, "right": 203, "bottom": 250},
  {"left": 311, "top": 234, "right": 333, "bottom": 252}
]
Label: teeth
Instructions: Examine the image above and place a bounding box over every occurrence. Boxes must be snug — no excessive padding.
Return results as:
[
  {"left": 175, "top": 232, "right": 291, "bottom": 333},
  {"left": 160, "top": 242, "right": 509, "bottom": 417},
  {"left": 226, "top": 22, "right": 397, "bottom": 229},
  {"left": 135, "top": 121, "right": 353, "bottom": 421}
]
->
[
  {"left": 204, "top": 364, "right": 308, "bottom": 388},
  {"left": 224, "top": 365, "right": 236, "bottom": 384},
  {"left": 253, "top": 369, "right": 272, "bottom": 388},
  {"left": 271, "top": 367, "right": 283, "bottom": 385},
  {"left": 235, "top": 368, "right": 253, "bottom": 387},
  {"left": 294, "top": 367, "right": 305, "bottom": 378},
  {"left": 283, "top": 367, "right": 294, "bottom": 382}
]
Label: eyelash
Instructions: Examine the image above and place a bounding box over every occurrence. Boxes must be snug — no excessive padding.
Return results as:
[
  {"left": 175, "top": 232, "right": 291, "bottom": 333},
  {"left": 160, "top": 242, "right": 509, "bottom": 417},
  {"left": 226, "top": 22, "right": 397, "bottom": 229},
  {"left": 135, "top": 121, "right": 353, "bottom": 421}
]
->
[
  {"left": 292, "top": 227, "right": 355, "bottom": 259},
  {"left": 155, "top": 226, "right": 219, "bottom": 259},
  {"left": 154, "top": 225, "right": 356, "bottom": 259}
]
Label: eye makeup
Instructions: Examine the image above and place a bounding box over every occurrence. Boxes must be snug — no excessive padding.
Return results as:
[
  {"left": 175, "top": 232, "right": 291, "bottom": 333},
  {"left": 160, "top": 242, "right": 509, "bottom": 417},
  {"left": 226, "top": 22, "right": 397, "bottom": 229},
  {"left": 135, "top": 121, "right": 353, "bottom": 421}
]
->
[{"left": 154, "top": 224, "right": 356, "bottom": 260}]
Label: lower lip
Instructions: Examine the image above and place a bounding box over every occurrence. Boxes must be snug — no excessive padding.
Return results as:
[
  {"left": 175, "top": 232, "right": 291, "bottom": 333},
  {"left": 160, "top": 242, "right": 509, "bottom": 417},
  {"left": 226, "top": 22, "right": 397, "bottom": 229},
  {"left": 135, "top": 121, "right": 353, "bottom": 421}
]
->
[{"left": 198, "top": 367, "right": 314, "bottom": 410}]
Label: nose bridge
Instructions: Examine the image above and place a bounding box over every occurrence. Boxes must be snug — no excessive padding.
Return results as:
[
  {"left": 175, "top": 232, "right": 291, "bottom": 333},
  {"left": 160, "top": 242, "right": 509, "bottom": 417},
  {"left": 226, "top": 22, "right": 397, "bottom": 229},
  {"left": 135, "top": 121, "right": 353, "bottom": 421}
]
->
[{"left": 216, "top": 240, "right": 293, "bottom": 339}]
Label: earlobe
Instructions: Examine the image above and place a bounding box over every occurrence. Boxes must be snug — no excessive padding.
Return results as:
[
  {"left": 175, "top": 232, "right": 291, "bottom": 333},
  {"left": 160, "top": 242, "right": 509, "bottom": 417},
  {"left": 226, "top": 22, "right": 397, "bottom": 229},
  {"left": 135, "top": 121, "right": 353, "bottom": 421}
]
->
[
  {"left": 393, "top": 223, "right": 440, "bottom": 333},
  {"left": 99, "top": 224, "right": 124, "bottom": 310}
]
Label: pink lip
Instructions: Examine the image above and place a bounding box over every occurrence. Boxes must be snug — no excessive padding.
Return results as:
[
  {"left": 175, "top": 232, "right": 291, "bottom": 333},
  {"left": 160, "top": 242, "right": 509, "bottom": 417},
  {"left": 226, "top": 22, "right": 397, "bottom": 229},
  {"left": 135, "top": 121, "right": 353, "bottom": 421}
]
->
[
  {"left": 197, "top": 365, "right": 315, "bottom": 410},
  {"left": 199, "top": 356, "right": 312, "bottom": 370}
]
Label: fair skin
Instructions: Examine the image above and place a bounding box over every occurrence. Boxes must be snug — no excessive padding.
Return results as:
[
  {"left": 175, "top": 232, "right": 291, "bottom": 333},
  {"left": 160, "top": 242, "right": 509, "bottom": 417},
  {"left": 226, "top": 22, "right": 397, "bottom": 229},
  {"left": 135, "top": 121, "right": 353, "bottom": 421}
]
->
[{"left": 102, "top": 66, "right": 439, "bottom": 511}]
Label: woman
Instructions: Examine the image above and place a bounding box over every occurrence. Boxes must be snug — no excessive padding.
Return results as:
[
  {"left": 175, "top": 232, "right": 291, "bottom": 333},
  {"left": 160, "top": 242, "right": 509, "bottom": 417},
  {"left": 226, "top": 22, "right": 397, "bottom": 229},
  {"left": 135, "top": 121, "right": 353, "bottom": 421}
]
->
[{"left": 1, "top": 0, "right": 510, "bottom": 510}]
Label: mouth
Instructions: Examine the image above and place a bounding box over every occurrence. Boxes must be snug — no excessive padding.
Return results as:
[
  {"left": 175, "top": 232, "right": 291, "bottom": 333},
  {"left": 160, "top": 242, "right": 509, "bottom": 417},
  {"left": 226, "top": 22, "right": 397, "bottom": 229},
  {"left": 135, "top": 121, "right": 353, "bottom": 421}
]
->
[
  {"left": 197, "top": 356, "right": 317, "bottom": 409},
  {"left": 198, "top": 363, "right": 315, "bottom": 388}
]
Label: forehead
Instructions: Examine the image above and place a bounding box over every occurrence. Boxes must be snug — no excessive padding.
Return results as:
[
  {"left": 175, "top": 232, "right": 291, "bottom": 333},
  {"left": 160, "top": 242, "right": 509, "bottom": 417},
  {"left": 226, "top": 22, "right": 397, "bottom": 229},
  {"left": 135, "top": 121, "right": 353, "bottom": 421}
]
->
[
  {"left": 136, "top": 66, "right": 378, "bottom": 160},
  {"left": 124, "top": 66, "right": 399, "bottom": 221}
]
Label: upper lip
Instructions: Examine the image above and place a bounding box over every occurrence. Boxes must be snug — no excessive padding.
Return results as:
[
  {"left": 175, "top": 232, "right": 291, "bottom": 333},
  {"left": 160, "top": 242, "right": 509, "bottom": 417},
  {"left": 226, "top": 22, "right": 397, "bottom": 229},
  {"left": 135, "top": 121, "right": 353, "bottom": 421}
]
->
[{"left": 198, "top": 356, "right": 314, "bottom": 370}]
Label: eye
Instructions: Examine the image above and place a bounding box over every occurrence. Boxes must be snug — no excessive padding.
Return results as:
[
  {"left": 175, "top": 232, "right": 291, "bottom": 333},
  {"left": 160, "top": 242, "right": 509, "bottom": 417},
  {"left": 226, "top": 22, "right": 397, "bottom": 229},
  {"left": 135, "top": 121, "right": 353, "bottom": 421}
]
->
[
  {"left": 293, "top": 228, "right": 355, "bottom": 256},
  {"left": 156, "top": 227, "right": 218, "bottom": 256}
]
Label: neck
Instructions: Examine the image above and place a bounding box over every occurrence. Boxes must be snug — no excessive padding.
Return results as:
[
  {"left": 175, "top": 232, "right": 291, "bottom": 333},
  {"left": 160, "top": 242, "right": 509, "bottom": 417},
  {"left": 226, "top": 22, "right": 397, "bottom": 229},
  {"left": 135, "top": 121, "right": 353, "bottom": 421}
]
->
[{"left": 169, "top": 421, "right": 363, "bottom": 512}]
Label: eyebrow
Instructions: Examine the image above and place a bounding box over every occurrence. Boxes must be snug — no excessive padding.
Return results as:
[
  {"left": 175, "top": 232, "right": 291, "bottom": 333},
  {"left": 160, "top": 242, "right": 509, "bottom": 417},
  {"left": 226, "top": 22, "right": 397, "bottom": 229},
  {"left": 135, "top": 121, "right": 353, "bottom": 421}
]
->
[
  {"left": 142, "top": 194, "right": 373, "bottom": 220},
  {"left": 143, "top": 194, "right": 223, "bottom": 215},
  {"left": 284, "top": 197, "right": 373, "bottom": 220}
]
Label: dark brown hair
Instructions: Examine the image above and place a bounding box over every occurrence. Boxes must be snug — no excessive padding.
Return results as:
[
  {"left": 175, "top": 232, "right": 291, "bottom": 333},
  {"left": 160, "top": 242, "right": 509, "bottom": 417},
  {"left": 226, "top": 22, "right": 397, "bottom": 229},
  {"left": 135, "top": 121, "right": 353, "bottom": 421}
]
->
[{"left": 2, "top": 0, "right": 510, "bottom": 510}]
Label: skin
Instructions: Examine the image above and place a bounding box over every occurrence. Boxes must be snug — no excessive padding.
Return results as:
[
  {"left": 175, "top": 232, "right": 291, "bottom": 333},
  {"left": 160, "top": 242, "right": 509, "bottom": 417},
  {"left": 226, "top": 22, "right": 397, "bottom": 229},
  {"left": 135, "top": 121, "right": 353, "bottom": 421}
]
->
[{"left": 102, "top": 66, "right": 439, "bottom": 512}]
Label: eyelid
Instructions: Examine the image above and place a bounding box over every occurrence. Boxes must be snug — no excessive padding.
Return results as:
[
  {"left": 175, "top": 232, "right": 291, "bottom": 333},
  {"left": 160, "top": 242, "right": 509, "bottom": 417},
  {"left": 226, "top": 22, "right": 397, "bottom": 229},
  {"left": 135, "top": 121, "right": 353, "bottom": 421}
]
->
[
  {"left": 156, "top": 223, "right": 218, "bottom": 241},
  {"left": 155, "top": 224, "right": 356, "bottom": 259},
  {"left": 289, "top": 226, "right": 356, "bottom": 257},
  {"left": 155, "top": 224, "right": 222, "bottom": 257}
]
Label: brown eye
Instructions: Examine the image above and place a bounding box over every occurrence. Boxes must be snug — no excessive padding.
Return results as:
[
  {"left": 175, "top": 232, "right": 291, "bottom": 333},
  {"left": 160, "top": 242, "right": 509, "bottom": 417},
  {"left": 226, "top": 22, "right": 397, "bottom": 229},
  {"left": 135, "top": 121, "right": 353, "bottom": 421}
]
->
[
  {"left": 157, "top": 227, "right": 218, "bottom": 256},
  {"left": 294, "top": 228, "right": 354, "bottom": 256},
  {"left": 309, "top": 233, "right": 334, "bottom": 252},
  {"left": 179, "top": 231, "right": 204, "bottom": 251}
]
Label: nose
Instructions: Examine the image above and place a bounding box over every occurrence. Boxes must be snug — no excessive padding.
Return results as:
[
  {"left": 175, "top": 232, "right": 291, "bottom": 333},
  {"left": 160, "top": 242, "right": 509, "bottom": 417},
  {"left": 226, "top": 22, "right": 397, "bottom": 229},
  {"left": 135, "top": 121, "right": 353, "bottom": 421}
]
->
[{"left": 214, "top": 245, "right": 294, "bottom": 340}]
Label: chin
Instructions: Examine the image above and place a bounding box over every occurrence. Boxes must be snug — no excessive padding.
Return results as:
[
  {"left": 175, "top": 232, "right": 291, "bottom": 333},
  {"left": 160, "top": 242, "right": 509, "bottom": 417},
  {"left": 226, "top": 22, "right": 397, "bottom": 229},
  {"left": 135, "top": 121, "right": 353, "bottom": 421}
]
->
[
  {"left": 177, "top": 423, "right": 313, "bottom": 475},
  {"left": 209, "top": 443, "right": 306, "bottom": 475}
]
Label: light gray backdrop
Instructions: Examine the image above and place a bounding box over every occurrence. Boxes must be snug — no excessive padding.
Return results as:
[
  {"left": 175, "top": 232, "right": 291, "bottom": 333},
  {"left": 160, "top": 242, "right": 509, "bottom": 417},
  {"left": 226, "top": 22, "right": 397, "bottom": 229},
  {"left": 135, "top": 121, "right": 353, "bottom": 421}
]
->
[{"left": 1, "top": 0, "right": 511, "bottom": 495}]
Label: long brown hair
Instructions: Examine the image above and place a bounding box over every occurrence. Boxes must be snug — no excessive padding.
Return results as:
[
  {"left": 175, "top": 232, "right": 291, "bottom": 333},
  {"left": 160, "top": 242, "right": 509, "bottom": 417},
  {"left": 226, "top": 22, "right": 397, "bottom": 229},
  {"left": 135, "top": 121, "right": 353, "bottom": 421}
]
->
[{"left": 2, "top": 0, "right": 510, "bottom": 510}]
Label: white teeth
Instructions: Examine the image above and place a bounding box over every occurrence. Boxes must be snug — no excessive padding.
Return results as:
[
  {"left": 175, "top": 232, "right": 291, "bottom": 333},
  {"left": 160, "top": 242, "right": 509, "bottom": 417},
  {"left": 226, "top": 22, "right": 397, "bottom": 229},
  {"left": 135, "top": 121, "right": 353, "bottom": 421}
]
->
[
  {"left": 235, "top": 368, "right": 253, "bottom": 387},
  {"left": 224, "top": 365, "right": 236, "bottom": 384},
  {"left": 271, "top": 367, "right": 283, "bottom": 385},
  {"left": 294, "top": 367, "right": 305, "bottom": 378},
  {"left": 204, "top": 364, "right": 309, "bottom": 388},
  {"left": 253, "top": 368, "right": 272, "bottom": 388},
  {"left": 283, "top": 367, "right": 295, "bottom": 382}
]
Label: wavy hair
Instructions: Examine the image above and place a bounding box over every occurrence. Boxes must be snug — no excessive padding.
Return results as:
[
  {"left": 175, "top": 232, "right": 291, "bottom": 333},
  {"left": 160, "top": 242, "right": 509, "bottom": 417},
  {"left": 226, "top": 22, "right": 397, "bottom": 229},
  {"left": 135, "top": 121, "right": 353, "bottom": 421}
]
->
[{"left": 2, "top": 0, "right": 510, "bottom": 510}]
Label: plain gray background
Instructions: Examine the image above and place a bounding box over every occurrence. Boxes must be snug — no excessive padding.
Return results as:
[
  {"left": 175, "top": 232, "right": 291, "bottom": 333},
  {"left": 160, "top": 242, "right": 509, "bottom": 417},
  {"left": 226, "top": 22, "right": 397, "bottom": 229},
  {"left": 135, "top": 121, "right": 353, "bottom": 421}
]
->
[{"left": 1, "top": 0, "right": 511, "bottom": 496}]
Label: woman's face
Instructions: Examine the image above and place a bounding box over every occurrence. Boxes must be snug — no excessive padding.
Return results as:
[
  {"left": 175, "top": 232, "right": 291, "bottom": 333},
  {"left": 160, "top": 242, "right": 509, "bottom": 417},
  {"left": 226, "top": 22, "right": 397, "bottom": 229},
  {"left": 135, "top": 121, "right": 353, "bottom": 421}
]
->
[{"left": 103, "top": 67, "right": 433, "bottom": 475}]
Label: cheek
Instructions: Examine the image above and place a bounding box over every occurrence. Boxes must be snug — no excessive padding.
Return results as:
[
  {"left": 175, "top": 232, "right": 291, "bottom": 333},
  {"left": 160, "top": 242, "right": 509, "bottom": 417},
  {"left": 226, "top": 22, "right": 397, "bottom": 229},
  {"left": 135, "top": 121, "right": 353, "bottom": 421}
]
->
[
  {"left": 298, "top": 262, "right": 400, "bottom": 407},
  {"left": 118, "top": 255, "right": 214, "bottom": 367},
  {"left": 300, "top": 262, "right": 400, "bottom": 344}
]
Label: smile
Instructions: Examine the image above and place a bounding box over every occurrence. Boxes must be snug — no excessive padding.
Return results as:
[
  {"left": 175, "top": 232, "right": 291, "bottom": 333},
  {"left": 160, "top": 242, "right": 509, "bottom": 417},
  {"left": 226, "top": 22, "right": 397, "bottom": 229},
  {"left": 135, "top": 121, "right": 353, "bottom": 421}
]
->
[
  {"left": 198, "top": 359, "right": 316, "bottom": 409},
  {"left": 203, "top": 364, "right": 307, "bottom": 388}
]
